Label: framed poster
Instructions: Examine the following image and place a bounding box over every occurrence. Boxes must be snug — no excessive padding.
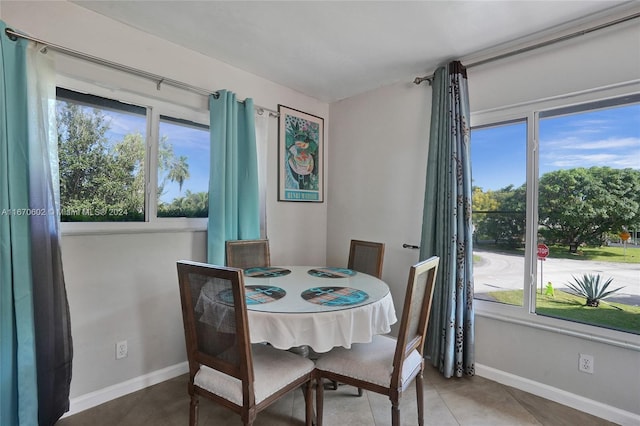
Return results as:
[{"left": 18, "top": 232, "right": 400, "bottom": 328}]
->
[{"left": 278, "top": 105, "right": 324, "bottom": 202}]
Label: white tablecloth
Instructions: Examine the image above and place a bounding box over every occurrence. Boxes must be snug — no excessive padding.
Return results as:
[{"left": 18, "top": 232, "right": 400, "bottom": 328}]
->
[{"left": 245, "top": 266, "right": 397, "bottom": 353}]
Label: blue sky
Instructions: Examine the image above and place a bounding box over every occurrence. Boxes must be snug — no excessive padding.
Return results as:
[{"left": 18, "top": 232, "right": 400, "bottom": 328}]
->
[
  {"left": 471, "top": 103, "right": 640, "bottom": 191},
  {"left": 99, "top": 110, "right": 210, "bottom": 204},
  {"left": 158, "top": 120, "right": 210, "bottom": 203}
]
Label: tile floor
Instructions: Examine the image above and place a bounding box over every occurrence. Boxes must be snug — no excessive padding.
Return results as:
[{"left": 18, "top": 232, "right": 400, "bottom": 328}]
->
[{"left": 56, "top": 367, "right": 616, "bottom": 425}]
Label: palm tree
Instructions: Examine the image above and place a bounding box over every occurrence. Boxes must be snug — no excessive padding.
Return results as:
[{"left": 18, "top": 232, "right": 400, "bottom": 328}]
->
[{"left": 168, "top": 155, "right": 190, "bottom": 192}]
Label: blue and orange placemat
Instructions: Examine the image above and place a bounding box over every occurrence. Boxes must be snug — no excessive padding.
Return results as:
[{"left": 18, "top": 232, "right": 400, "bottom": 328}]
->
[
  {"left": 307, "top": 267, "right": 357, "bottom": 278},
  {"left": 301, "top": 286, "right": 369, "bottom": 306},
  {"left": 216, "top": 286, "right": 286, "bottom": 305},
  {"left": 244, "top": 267, "right": 292, "bottom": 277}
]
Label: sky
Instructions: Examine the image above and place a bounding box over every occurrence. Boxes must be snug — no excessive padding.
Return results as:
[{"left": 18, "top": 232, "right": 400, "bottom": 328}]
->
[
  {"left": 97, "top": 109, "right": 210, "bottom": 204},
  {"left": 157, "top": 120, "right": 210, "bottom": 203},
  {"left": 470, "top": 102, "right": 640, "bottom": 191}
]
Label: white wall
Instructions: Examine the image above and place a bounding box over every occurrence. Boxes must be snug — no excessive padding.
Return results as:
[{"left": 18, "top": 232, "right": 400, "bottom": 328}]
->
[
  {"left": 327, "top": 81, "right": 430, "bottom": 331},
  {"left": 328, "top": 15, "right": 640, "bottom": 424},
  {"left": 1, "top": 0, "right": 328, "bottom": 400}
]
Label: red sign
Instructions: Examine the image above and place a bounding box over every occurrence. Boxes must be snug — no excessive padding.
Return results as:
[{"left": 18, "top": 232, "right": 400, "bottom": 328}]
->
[
  {"left": 537, "top": 243, "right": 549, "bottom": 260},
  {"left": 620, "top": 232, "right": 630, "bottom": 241}
]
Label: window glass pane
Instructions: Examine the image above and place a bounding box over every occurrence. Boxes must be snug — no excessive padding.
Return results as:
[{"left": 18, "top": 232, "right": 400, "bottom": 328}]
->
[
  {"left": 471, "top": 121, "right": 527, "bottom": 307},
  {"left": 537, "top": 100, "right": 640, "bottom": 334},
  {"left": 56, "top": 88, "right": 146, "bottom": 222},
  {"left": 157, "top": 116, "right": 210, "bottom": 218}
]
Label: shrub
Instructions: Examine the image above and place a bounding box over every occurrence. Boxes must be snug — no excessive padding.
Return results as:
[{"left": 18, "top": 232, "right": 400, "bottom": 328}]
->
[{"left": 566, "top": 274, "right": 624, "bottom": 307}]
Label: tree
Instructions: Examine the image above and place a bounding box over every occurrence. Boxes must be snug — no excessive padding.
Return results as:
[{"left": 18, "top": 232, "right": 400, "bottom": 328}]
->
[
  {"left": 473, "top": 185, "right": 526, "bottom": 246},
  {"left": 157, "top": 135, "right": 190, "bottom": 197},
  {"left": 167, "top": 155, "right": 190, "bottom": 192},
  {"left": 158, "top": 190, "right": 208, "bottom": 217},
  {"left": 57, "top": 102, "right": 144, "bottom": 220},
  {"left": 538, "top": 167, "right": 640, "bottom": 246}
]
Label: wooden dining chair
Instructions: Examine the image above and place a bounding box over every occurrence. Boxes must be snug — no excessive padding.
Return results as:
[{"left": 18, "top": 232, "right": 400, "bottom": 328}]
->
[
  {"left": 176, "top": 260, "right": 315, "bottom": 426},
  {"left": 328, "top": 239, "right": 385, "bottom": 395},
  {"left": 315, "top": 256, "right": 440, "bottom": 426},
  {"left": 225, "top": 239, "right": 271, "bottom": 269},
  {"left": 348, "top": 239, "right": 385, "bottom": 278}
]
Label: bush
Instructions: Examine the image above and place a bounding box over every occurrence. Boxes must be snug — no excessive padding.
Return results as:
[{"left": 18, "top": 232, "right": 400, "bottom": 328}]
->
[{"left": 566, "top": 274, "right": 623, "bottom": 307}]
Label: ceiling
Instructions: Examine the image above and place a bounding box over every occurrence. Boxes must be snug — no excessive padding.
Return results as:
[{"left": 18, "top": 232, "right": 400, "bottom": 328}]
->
[{"left": 72, "top": 1, "right": 638, "bottom": 103}]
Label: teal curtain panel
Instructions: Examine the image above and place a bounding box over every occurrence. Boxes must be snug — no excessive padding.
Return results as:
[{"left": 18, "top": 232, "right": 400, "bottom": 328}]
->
[{"left": 208, "top": 90, "right": 260, "bottom": 265}]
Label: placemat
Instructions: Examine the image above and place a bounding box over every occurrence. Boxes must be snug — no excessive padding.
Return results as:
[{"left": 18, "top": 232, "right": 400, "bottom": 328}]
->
[
  {"left": 301, "top": 286, "right": 369, "bottom": 306},
  {"left": 216, "top": 286, "right": 286, "bottom": 305},
  {"left": 307, "top": 267, "right": 357, "bottom": 278},
  {"left": 244, "top": 267, "right": 292, "bottom": 277}
]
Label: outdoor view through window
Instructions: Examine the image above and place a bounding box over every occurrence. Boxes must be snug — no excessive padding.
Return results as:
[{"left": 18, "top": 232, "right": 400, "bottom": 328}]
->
[
  {"left": 56, "top": 89, "right": 210, "bottom": 221},
  {"left": 57, "top": 89, "right": 147, "bottom": 221},
  {"left": 157, "top": 116, "right": 210, "bottom": 218},
  {"left": 471, "top": 96, "right": 640, "bottom": 334}
]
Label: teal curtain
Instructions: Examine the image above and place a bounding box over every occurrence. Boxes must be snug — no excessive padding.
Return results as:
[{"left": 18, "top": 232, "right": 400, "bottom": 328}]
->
[
  {"left": 208, "top": 90, "right": 260, "bottom": 265},
  {"left": 1, "top": 22, "right": 73, "bottom": 425},
  {"left": 1, "top": 22, "right": 40, "bottom": 426},
  {"left": 419, "top": 61, "right": 475, "bottom": 378}
]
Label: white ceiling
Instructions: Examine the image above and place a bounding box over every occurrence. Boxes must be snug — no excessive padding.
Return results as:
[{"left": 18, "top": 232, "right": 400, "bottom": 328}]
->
[{"left": 72, "top": 1, "right": 638, "bottom": 103}]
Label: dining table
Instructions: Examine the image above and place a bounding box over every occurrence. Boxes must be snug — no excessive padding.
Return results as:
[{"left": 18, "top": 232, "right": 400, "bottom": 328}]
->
[{"left": 241, "top": 266, "right": 397, "bottom": 354}]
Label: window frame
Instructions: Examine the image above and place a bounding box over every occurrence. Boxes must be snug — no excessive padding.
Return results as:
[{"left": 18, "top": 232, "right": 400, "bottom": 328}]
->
[
  {"left": 56, "top": 75, "right": 211, "bottom": 235},
  {"left": 471, "top": 81, "right": 640, "bottom": 349}
]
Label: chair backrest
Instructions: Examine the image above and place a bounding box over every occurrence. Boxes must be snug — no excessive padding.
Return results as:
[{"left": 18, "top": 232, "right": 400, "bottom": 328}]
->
[
  {"left": 347, "top": 239, "right": 385, "bottom": 279},
  {"left": 226, "top": 239, "right": 271, "bottom": 269},
  {"left": 390, "top": 256, "right": 439, "bottom": 389},
  {"left": 176, "top": 261, "right": 254, "bottom": 393}
]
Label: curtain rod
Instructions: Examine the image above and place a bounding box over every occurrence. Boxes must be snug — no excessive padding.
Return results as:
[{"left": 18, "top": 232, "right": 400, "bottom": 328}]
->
[
  {"left": 413, "top": 10, "right": 640, "bottom": 86},
  {"left": 4, "top": 27, "right": 280, "bottom": 118}
]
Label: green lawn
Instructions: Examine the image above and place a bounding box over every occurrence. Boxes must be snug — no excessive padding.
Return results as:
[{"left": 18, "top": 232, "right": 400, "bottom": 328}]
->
[
  {"left": 547, "top": 244, "right": 639, "bottom": 264},
  {"left": 475, "top": 243, "right": 640, "bottom": 264},
  {"left": 487, "top": 289, "right": 640, "bottom": 334}
]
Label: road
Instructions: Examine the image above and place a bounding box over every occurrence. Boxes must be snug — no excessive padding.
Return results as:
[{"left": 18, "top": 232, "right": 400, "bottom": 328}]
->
[{"left": 474, "top": 248, "right": 640, "bottom": 306}]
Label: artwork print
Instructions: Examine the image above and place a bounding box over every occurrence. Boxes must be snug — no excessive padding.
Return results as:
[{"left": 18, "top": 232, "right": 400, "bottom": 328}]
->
[{"left": 278, "top": 105, "right": 324, "bottom": 202}]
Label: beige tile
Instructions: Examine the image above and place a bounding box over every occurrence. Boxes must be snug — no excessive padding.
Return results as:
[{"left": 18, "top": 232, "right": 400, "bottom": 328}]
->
[
  {"left": 367, "top": 384, "right": 459, "bottom": 426},
  {"left": 505, "top": 386, "right": 616, "bottom": 426},
  {"left": 439, "top": 380, "right": 542, "bottom": 426},
  {"left": 318, "top": 384, "right": 376, "bottom": 425},
  {"left": 56, "top": 370, "right": 616, "bottom": 426}
]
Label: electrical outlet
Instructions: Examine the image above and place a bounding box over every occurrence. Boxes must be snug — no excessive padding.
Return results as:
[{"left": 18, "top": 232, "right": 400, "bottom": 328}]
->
[
  {"left": 116, "top": 340, "right": 128, "bottom": 360},
  {"left": 578, "top": 353, "right": 594, "bottom": 374}
]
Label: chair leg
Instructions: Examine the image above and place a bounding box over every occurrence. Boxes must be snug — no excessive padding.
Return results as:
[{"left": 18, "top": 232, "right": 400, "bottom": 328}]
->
[
  {"left": 391, "top": 400, "right": 400, "bottom": 426},
  {"left": 316, "top": 377, "right": 324, "bottom": 426},
  {"left": 189, "top": 395, "right": 198, "bottom": 426},
  {"left": 303, "top": 382, "right": 313, "bottom": 426},
  {"left": 417, "top": 373, "right": 424, "bottom": 426},
  {"left": 357, "top": 387, "right": 363, "bottom": 397}
]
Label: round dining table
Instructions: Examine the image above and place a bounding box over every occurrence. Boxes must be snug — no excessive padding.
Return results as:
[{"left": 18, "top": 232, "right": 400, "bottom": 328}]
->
[{"left": 242, "top": 266, "right": 397, "bottom": 354}]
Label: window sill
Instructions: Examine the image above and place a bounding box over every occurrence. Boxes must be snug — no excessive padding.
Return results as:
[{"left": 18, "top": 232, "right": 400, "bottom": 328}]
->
[
  {"left": 474, "top": 299, "right": 640, "bottom": 351},
  {"left": 61, "top": 218, "right": 207, "bottom": 236}
]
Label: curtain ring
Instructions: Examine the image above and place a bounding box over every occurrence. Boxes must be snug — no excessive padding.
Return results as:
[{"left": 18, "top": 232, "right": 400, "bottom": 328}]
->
[{"left": 5, "top": 28, "right": 18, "bottom": 41}]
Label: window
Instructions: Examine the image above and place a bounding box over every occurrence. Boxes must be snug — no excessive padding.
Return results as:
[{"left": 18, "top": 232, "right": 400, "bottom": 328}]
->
[
  {"left": 472, "top": 93, "right": 640, "bottom": 335},
  {"left": 56, "top": 83, "right": 267, "bottom": 235},
  {"left": 471, "top": 120, "right": 527, "bottom": 307},
  {"left": 56, "top": 88, "right": 212, "bottom": 224},
  {"left": 157, "top": 116, "right": 210, "bottom": 218},
  {"left": 57, "top": 88, "right": 147, "bottom": 222}
]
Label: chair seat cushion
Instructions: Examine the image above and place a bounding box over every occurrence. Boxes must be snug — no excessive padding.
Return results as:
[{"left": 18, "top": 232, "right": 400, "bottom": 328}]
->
[
  {"left": 315, "top": 335, "right": 423, "bottom": 390},
  {"left": 194, "top": 344, "right": 315, "bottom": 405}
]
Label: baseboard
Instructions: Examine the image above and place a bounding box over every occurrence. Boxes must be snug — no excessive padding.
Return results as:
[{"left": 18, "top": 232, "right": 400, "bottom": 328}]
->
[
  {"left": 62, "top": 361, "right": 189, "bottom": 417},
  {"left": 475, "top": 363, "right": 640, "bottom": 426}
]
